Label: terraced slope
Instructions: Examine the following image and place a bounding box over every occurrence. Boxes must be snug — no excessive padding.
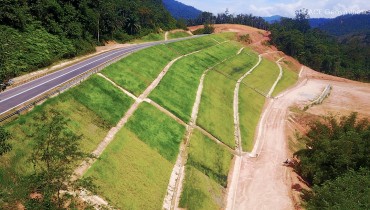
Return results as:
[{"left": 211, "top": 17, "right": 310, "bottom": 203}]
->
[{"left": 0, "top": 33, "right": 299, "bottom": 209}]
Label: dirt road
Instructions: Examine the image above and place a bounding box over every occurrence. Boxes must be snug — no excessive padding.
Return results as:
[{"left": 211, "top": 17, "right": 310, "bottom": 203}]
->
[{"left": 233, "top": 77, "right": 326, "bottom": 210}]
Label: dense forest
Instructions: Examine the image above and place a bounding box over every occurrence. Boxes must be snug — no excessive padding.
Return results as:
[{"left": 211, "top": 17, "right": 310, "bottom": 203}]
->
[
  {"left": 294, "top": 113, "right": 369, "bottom": 209},
  {"left": 269, "top": 10, "right": 370, "bottom": 81},
  {"left": 187, "top": 10, "right": 269, "bottom": 30},
  {"left": 0, "top": 0, "right": 177, "bottom": 84}
]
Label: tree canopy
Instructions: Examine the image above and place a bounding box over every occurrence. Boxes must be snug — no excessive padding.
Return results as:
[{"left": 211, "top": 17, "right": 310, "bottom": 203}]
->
[
  {"left": 269, "top": 10, "right": 370, "bottom": 81},
  {"left": 0, "top": 0, "right": 177, "bottom": 83},
  {"left": 294, "top": 113, "right": 370, "bottom": 209}
]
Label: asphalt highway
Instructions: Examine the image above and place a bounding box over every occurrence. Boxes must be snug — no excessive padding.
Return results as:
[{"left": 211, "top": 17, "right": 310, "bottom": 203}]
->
[{"left": 0, "top": 36, "right": 200, "bottom": 116}]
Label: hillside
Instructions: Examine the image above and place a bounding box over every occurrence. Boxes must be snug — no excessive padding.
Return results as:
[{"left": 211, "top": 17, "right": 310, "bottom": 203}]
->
[
  {"left": 0, "top": 0, "right": 176, "bottom": 83},
  {"left": 317, "top": 13, "right": 370, "bottom": 36},
  {"left": 1, "top": 22, "right": 369, "bottom": 209},
  {"left": 162, "top": 0, "right": 202, "bottom": 19}
]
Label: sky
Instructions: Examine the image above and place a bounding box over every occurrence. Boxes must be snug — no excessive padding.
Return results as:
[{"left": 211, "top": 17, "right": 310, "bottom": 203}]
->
[{"left": 176, "top": 0, "right": 370, "bottom": 18}]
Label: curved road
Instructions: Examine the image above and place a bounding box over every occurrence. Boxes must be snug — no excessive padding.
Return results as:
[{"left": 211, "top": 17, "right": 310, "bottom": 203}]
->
[{"left": 0, "top": 36, "right": 200, "bottom": 116}]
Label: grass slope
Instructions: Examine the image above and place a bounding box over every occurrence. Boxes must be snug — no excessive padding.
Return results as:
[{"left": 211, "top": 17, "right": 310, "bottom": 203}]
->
[
  {"left": 149, "top": 42, "right": 240, "bottom": 122},
  {"left": 239, "top": 85, "right": 265, "bottom": 151},
  {"left": 125, "top": 103, "right": 185, "bottom": 162},
  {"left": 179, "top": 166, "right": 225, "bottom": 210},
  {"left": 0, "top": 75, "right": 133, "bottom": 199},
  {"left": 71, "top": 75, "right": 134, "bottom": 126},
  {"left": 168, "top": 31, "right": 190, "bottom": 39},
  {"left": 85, "top": 127, "right": 173, "bottom": 210},
  {"left": 130, "top": 32, "right": 164, "bottom": 43},
  {"left": 244, "top": 58, "right": 279, "bottom": 95},
  {"left": 197, "top": 49, "right": 258, "bottom": 147},
  {"left": 187, "top": 130, "right": 233, "bottom": 187},
  {"left": 102, "top": 44, "right": 178, "bottom": 96},
  {"left": 272, "top": 65, "right": 298, "bottom": 97}
]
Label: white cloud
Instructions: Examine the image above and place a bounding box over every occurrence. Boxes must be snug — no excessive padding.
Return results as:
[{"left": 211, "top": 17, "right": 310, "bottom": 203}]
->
[{"left": 176, "top": 0, "right": 370, "bottom": 18}]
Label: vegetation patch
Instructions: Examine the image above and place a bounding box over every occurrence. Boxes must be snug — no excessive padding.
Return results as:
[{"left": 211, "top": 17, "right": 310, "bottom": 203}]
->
[
  {"left": 102, "top": 44, "right": 178, "bottom": 96},
  {"left": 239, "top": 85, "right": 265, "bottom": 151},
  {"left": 85, "top": 127, "right": 173, "bottom": 210},
  {"left": 198, "top": 49, "right": 258, "bottom": 147},
  {"left": 125, "top": 103, "right": 185, "bottom": 162},
  {"left": 179, "top": 166, "right": 225, "bottom": 210},
  {"left": 130, "top": 32, "right": 164, "bottom": 43},
  {"left": 272, "top": 66, "right": 298, "bottom": 97},
  {"left": 294, "top": 113, "right": 370, "bottom": 209},
  {"left": 187, "top": 130, "right": 233, "bottom": 187},
  {"left": 168, "top": 31, "right": 191, "bottom": 39},
  {"left": 150, "top": 42, "right": 240, "bottom": 122},
  {"left": 0, "top": 94, "right": 110, "bottom": 203},
  {"left": 243, "top": 58, "right": 280, "bottom": 95},
  {"left": 70, "top": 75, "right": 134, "bottom": 126}
]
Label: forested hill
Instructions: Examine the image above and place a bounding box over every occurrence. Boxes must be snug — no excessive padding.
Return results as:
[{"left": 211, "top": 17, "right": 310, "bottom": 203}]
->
[
  {"left": 317, "top": 13, "right": 370, "bottom": 37},
  {"left": 163, "top": 0, "right": 202, "bottom": 19},
  {"left": 0, "top": 0, "right": 176, "bottom": 83},
  {"left": 270, "top": 10, "right": 370, "bottom": 81}
]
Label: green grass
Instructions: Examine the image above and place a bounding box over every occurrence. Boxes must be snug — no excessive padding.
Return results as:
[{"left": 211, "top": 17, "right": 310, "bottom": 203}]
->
[
  {"left": 84, "top": 127, "right": 173, "bottom": 210},
  {"left": 149, "top": 42, "right": 240, "bottom": 123},
  {"left": 197, "top": 49, "right": 258, "bottom": 147},
  {"left": 168, "top": 31, "right": 191, "bottom": 39},
  {"left": 71, "top": 75, "right": 134, "bottom": 126},
  {"left": 243, "top": 58, "right": 280, "bottom": 95},
  {"left": 188, "top": 130, "right": 233, "bottom": 187},
  {"left": 179, "top": 166, "right": 225, "bottom": 210},
  {"left": 130, "top": 32, "right": 164, "bottom": 43},
  {"left": 125, "top": 103, "right": 186, "bottom": 162},
  {"left": 102, "top": 44, "right": 178, "bottom": 96},
  {"left": 0, "top": 94, "right": 111, "bottom": 192},
  {"left": 239, "top": 85, "right": 265, "bottom": 151},
  {"left": 272, "top": 66, "right": 298, "bottom": 97},
  {"left": 0, "top": 75, "right": 134, "bottom": 198}
]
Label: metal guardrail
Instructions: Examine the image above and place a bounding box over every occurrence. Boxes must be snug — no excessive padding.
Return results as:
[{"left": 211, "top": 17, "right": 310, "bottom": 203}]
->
[{"left": 0, "top": 48, "right": 137, "bottom": 123}]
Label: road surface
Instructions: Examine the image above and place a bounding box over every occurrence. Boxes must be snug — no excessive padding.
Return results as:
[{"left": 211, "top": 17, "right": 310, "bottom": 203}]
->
[{"left": 0, "top": 36, "right": 200, "bottom": 116}]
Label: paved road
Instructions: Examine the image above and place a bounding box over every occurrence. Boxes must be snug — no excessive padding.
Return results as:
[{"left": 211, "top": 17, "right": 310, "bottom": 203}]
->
[{"left": 0, "top": 36, "right": 200, "bottom": 116}]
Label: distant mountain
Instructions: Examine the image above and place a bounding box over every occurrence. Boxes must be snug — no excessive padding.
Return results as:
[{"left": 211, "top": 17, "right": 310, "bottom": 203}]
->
[
  {"left": 317, "top": 13, "right": 370, "bottom": 36},
  {"left": 308, "top": 18, "right": 332, "bottom": 28},
  {"left": 162, "top": 0, "right": 202, "bottom": 19},
  {"left": 263, "top": 15, "right": 284, "bottom": 23}
]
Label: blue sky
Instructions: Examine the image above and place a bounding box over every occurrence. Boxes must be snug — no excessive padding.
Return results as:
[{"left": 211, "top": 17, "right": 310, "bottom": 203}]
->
[{"left": 176, "top": 0, "right": 370, "bottom": 18}]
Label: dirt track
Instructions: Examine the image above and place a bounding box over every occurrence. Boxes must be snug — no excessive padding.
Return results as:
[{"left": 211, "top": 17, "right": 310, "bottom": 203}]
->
[{"left": 234, "top": 76, "right": 323, "bottom": 209}]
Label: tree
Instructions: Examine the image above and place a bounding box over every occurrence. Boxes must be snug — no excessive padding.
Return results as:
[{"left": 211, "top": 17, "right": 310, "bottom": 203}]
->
[
  {"left": 27, "top": 109, "right": 92, "bottom": 209},
  {"left": 0, "top": 126, "right": 11, "bottom": 156},
  {"left": 306, "top": 169, "right": 370, "bottom": 210},
  {"left": 294, "top": 113, "right": 370, "bottom": 185}
]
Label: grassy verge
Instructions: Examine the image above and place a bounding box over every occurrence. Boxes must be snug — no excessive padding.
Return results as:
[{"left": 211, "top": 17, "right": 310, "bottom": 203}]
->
[
  {"left": 239, "top": 85, "right": 265, "bottom": 151},
  {"left": 149, "top": 42, "right": 240, "bottom": 123},
  {"left": 71, "top": 75, "right": 134, "bottom": 126},
  {"left": 130, "top": 32, "right": 164, "bottom": 43},
  {"left": 272, "top": 65, "right": 298, "bottom": 97},
  {"left": 125, "top": 103, "right": 186, "bottom": 162},
  {"left": 243, "top": 58, "right": 279, "bottom": 95},
  {"left": 179, "top": 166, "right": 225, "bottom": 210},
  {"left": 197, "top": 49, "right": 258, "bottom": 147},
  {"left": 168, "top": 31, "right": 190, "bottom": 39},
  {"left": 84, "top": 127, "right": 173, "bottom": 210},
  {"left": 102, "top": 44, "right": 178, "bottom": 96},
  {"left": 187, "top": 130, "right": 233, "bottom": 187}
]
